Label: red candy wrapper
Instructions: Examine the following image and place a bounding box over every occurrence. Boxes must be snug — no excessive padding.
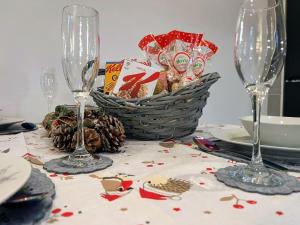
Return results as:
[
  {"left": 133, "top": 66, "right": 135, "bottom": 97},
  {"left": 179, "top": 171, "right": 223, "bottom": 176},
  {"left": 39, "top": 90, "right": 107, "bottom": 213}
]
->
[
  {"left": 138, "top": 30, "right": 218, "bottom": 92},
  {"left": 167, "top": 30, "right": 203, "bottom": 75},
  {"left": 138, "top": 34, "right": 170, "bottom": 70}
]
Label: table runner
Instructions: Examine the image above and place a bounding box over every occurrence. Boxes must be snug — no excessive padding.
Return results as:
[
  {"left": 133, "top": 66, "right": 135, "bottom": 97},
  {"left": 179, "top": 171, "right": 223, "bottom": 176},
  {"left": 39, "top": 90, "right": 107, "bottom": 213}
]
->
[{"left": 3, "top": 126, "right": 300, "bottom": 225}]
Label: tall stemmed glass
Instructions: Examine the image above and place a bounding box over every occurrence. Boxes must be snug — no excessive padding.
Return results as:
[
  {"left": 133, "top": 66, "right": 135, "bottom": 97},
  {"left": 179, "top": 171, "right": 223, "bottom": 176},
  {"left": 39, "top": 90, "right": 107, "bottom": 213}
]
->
[
  {"left": 44, "top": 4, "right": 112, "bottom": 173},
  {"left": 40, "top": 67, "right": 57, "bottom": 112},
  {"left": 219, "top": 0, "right": 287, "bottom": 187}
]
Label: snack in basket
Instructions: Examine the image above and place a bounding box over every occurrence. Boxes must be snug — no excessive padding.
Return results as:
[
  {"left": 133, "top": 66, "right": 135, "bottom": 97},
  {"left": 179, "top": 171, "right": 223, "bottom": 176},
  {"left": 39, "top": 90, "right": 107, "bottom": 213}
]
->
[
  {"left": 190, "top": 39, "right": 218, "bottom": 78},
  {"left": 104, "top": 62, "right": 123, "bottom": 94},
  {"left": 112, "top": 59, "right": 160, "bottom": 99},
  {"left": 167, "top": 30, "right": 203, "bottom": 74},
  {"left": 138, "top": 30, "right": 218, "bottom": 93},
  {"left": 106, "top": 30, "right": 218, "bottom": 98},
  {"left": 154, "top": 71, "right": 169, "bottom": 95},
  {"left": 138, "top": 33, "right": 171, "bottom": 70}
]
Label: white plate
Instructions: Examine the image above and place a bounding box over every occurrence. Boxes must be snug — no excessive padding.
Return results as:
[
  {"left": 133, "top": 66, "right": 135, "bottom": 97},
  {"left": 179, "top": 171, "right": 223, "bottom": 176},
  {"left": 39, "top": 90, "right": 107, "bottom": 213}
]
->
[
  {"left": 210, "top": 126, "right": 300, "bottom": 152},
  {"left": 0, "top": 154, "right": 32, "bottom": 204},
  {"left": 240, "top": 115, "right": 300, "bottom": 148},
  {"left": 0, "top": 117, "right": 24, "bottom": 127}
]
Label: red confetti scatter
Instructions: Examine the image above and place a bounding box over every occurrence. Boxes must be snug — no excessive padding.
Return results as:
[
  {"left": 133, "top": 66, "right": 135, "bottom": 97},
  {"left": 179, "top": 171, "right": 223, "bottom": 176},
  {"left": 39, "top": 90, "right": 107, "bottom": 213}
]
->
[
  {"left": 246, "top": 200, "right": 257, "bottom": 204},
  {"left": 233, "top": 204, "right": 244, "bottom": 209},
  {"left": 51, "top": 208, "right": 62, "bottom": 214},
  {"left": 157, "top": 163, "right": 164, "bottom": 165},
  {"left": 61, "top": 212, "right": 74, "bottom": 217},
  {"left": 62, "top": 172, "right": 70, "bottom": 176},
  {"left": 173, "top": 207, "right": 181, "bottom": 212},
  {"left": 184, "top": 143, "right": 192, "bottom": 147},
  {"left": 209, "top": 171, "right": 215, "bottom": 174},
  {"left": 173, "top": 156, "right": 177, "bottom": 159},
  {"left": 163, "top": 150, "right": 170, "bottom": 153},
  {"left": 276, "top": 211, "right": 284, "bottom": 216},
  {"left": 23, "top": 153, "right": 34, "bottom": 157},
  {"left": 199, "top": 182, "right": 205, "bottom": 185},
  {"left": 206, "top": 168, "right": 213, "bottom": 171},
  {"left": 50, "top": 173, "right": 58, "bottom": 177},
  {"left": 202, "top": 156, "right": 208, "bottom": 158},
  {"left": 146, "top": 164, "right": 153, "bottom": 167}
]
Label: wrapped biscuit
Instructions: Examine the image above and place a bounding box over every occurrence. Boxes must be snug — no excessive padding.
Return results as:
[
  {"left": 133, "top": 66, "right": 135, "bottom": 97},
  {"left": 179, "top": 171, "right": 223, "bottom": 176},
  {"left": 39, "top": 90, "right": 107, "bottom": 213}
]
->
[
  {"left": 167, "top": 30, "right": 203, "bottom": 75},
  {"left": 138, "top": 34, "right": 170, "bottom": 70}
]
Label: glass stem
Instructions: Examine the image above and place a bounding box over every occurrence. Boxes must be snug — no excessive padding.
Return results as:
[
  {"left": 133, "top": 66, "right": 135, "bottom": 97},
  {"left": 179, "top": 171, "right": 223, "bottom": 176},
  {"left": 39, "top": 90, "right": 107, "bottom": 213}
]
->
[
  {"left": 71, "top": 96, "right": 90, "bottom": 158},
  {"left": 47, "top": 97, "right": 53, "bottom": 113},
  {"left": 250, "top": 94, "right": 264, "bottom": 167}
]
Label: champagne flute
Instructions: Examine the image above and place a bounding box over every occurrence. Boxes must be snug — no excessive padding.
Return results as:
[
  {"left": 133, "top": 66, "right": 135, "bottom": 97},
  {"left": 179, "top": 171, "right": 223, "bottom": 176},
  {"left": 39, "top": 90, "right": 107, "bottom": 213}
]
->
[
  {"left": 218, "top": 0, "right": 287, "bottom": 187},
  {"left": 40, "top": 67, "right": 57, "bottom": 112},
  {"left": 44, "top": 4, "right": 112, "bottom": 173}
]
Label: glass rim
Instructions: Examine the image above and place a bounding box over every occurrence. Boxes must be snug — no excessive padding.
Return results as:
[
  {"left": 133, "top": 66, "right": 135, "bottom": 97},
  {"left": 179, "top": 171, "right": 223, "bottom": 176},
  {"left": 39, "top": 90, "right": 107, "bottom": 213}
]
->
[
  {"left": 62, "top": 4, "right": 99, "bottom": 17},
  {"left": 241, "top": 1, "right": 279, "bottom": 11}
]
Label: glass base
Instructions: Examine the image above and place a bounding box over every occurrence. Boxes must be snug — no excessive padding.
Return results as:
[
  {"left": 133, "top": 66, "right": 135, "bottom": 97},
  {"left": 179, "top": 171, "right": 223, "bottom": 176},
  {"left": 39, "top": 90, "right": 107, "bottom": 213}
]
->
[
  {"left": 231, "top": 164, "right": 283, "bottom": 187},
  {"left": 44, "top": 154, "right": 113, "bottom": 174},
  {"left": 216, "top": 165, "right": 300, "bottom": 195}
]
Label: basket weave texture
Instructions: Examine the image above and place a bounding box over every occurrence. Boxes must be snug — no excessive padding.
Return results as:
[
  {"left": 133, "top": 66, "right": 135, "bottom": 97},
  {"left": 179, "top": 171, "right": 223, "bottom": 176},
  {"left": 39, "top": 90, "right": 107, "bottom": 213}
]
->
[{"left": 91, "top": 72, "right": 220, "bottom": 140}]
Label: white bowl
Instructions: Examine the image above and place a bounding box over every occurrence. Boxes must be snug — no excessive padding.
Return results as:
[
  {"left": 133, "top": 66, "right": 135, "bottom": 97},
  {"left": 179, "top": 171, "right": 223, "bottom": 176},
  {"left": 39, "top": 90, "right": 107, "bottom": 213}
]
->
[{"left": 240, "top": 115, "right": 300, "bottom": 148}]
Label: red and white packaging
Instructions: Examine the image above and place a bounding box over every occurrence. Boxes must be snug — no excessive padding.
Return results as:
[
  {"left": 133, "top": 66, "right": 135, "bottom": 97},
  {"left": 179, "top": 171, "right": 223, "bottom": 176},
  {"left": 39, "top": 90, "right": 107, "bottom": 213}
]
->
[
  {"left": 138, "top": 30, "right": 218, "bottom": 92},
  {"left": 138, "top": 34, "right": 171, "bottom": 70},
  {"left": 112, "top": 59, "right": 160, "bottom": 99}
]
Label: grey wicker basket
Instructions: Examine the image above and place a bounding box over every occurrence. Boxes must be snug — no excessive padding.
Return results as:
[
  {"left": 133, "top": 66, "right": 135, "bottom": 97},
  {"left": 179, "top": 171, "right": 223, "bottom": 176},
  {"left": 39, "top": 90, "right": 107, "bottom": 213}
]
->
[{"left": 91, "top": 72, "right": 220, "bottom": 140}]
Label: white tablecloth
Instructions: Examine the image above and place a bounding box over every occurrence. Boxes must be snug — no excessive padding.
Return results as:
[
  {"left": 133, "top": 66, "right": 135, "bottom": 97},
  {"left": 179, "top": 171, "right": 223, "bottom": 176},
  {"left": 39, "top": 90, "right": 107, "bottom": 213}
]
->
[{"left": 2, "top": 125, "right": 300, "bottom": 225}]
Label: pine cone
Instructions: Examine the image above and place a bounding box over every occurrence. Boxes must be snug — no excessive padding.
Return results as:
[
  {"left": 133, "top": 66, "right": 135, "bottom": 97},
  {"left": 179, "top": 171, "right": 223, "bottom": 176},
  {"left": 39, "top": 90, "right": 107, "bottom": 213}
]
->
[
  {"left": 95, "top": 115, "right": 126, "bottom": 153},
  {"left": 71, "top": 128, "right": 102, "bottom": 153},
  {"left": 55, "top": 105, "right": 75, "bottom": 117},
  {"left": 84, "top": 108, "right": 102, "bottom": 119},
  {"left": 50, "top": 117, "right": 76, "bottom": 152},
  {"left": 42, "top": 112, "right": 58, "bottom": 131}
]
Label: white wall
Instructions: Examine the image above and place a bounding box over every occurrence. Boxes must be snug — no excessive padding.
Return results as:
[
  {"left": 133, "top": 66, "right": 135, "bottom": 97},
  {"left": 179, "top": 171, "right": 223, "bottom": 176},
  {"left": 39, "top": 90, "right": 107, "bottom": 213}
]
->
[{"left": 0, "top": 0, "right": 250, "bottom": 124}]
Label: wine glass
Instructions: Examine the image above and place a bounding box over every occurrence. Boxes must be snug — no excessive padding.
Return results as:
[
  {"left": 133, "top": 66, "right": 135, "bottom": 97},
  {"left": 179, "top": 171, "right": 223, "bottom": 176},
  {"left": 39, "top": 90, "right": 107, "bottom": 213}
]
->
[
  {"left": 219, "top": 0, "right": 287, "bottom": 187},
  {"left": 40, "top": 67, "right": 57, "bottom": 112},
  {"left": 44, "top": 4, "right": 112, "bottom": 173}
]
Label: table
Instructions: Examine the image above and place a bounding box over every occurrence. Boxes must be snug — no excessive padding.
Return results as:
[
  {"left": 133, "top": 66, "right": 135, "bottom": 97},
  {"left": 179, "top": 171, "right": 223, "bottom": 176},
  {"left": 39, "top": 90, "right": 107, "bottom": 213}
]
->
[{"left": 2, "top": 125, "right": 300, "bottom": 225}]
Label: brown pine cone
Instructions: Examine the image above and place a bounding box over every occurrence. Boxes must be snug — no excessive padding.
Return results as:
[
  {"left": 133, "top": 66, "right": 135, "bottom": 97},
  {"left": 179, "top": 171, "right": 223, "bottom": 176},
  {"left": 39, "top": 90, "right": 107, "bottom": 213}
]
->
[
  {"left": 49, "top": 116, "right": 77, "bottom": 151},
  {"left": 71, "top": 128, "right": 102, "bottom": 153},
  {"left": 94, "top": 115, "right": 126, "bottom": 153},
  {"left": 42, "top": 112, "right": 58, "bottom": 131},
  {"left": 84, "top": 108, "right": 102, "bottom": 119}
]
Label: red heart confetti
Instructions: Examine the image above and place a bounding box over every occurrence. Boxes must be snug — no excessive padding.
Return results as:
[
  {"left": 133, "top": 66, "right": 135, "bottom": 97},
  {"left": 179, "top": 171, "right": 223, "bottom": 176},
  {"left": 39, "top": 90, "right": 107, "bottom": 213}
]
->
[
  {"left": 246, "top": 200, "right": 257, "bottom": 205},
  {"left": 276, "top": 211, "right": 284, "bottom": 216},
  {"left": 61, "top": 212, "right": 74, "bottom": 217},
  {"left": 50, "top": 173, "right": 58, "bottom": 177},
  {"left": 233, "top": 204, "right": 244, "bottom": 209},
  {"left": 184, "top": 143, "right": 193, "bottom": 147},
  {"left": 51, "top": 208, "right": 62, "bottom": 214},
  {"left": 173, "top": 207, "right": 181, "bottom": 212}
]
